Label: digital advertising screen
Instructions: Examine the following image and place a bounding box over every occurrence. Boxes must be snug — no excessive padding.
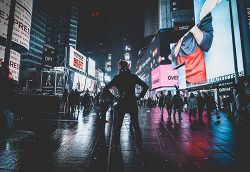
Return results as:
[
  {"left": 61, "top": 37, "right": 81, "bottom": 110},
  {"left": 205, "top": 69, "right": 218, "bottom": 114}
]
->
[
  {"left": 88, "top": 57, "right": 96, "bottom": 77},
  {"left": 151, "top": 64, "right": 178, "bottom": 89},
  {"left": 171, "top": 0, "right": 244, "bottom": 87},
  {"left": 67, "top": 71, "right": 86, "bottom": 91},
  {"left": 85, "top": 77, "right": 97, "bottom": 92},
  {"left": 69, "top": 47, "right": 87, "bottom": 72}
]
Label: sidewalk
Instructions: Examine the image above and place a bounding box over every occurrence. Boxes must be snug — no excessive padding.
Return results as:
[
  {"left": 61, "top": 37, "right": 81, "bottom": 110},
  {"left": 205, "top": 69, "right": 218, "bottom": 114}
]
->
[{"left": 0, "top": 106, "right": 249, "bottom": 171}]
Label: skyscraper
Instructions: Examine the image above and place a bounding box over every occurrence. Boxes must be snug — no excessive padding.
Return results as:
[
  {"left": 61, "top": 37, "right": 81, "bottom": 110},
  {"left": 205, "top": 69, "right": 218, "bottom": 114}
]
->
[
  {"left": 46, "top": 0, "right": 78, "bottom": 66},
  {"left": 20, "top": 0, "right": 48, "bottom": 78},
  {"left": 144, "top": 0, "right": 194, "bottom": 38},
  {"left": 144, "top": 0, "right": 159, "bottom": 38},
  {"left": 20, "top": 0, "right": 79, "bottom": 79}
]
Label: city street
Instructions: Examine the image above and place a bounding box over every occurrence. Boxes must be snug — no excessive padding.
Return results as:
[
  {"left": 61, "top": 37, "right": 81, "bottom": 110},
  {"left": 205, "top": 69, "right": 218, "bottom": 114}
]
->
[{"left": 0, "top": 106, "right": 249, "bottom": 172}]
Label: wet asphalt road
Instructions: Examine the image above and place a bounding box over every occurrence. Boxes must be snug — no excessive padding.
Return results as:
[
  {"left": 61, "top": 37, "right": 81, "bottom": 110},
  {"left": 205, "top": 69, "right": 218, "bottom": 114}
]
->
[{"left": 1, "top": 105, "right": 250, "bottom": 172}]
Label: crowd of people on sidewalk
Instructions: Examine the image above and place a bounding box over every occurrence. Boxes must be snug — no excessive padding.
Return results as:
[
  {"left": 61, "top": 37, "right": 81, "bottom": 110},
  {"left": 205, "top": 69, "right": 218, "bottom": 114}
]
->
[
  {"left": 62, "top": 88, "right": 94, "bottom": 113},
  {"left": 61, "top": 87, "right": 116, "bottom": 123},
  {"left": 152, "top": 90, "right": 219, "bottom": 121}
]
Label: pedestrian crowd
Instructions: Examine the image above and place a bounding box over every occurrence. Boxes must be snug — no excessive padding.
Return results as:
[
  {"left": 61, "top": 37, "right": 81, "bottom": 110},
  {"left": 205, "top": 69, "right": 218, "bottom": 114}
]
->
[{"left": 151, "top": 90, "right": 219, "bottom": 121}]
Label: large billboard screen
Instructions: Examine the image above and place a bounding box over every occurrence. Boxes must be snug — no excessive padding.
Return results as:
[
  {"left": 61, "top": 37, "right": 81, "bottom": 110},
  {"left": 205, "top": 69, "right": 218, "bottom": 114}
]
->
[
  {"left": 69, "top": 47, "right": 87, "bottom": 72},
  {"left": 0, "top": 0, "right": 33, "bottom": 50},
  {"left": 151, "top": 64, "right": 178, "bottom": 89},
  {"left": 88, "top": 57, "right": 96, "bottom": 77},
  {"left": 67, "top": 71, "right": 86, "bottom": 91},
  {"left": 170, "top": 0, "right": 244, "bottom": 87},
  {"left": 85, "top": 77, "right": 96, "bottom": 92}
]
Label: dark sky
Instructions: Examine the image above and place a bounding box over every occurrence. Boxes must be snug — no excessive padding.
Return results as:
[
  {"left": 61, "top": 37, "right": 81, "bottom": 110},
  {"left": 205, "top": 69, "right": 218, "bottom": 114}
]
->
[{"left": 77, "top": 0, "right": 144, "bottom": 74}]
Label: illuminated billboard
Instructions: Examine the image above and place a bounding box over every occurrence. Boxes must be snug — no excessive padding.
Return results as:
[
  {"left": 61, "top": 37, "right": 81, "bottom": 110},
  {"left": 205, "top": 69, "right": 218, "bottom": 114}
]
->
[
  {"left": 170, "top": 0, "right": 244, "bottom": 87},
  {"left": 67, "top": 71, "right": 86, "bottom": 91},
  {"left": 85, "top": 77, "right": 97, "bottom": 92},
  {"left": 88, "top": 57, "right": 96, "bottom": 77},
  {"left": 151, "top": 64, "right": 178, "bottom": 89},
  {"left": 0, "top": 45, "right": 20, "bottom": 81},
  {"left": 0, "top": 0, "right": 33, "bottom": 50},
  {"left": 69, "top": 47, "right": 87, "bottom": 72}
]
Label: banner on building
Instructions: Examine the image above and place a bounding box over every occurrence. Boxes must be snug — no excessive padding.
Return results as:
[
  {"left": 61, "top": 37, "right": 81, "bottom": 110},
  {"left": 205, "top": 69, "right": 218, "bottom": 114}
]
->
[
  {"left": 66, "top": 70, "right": 86, "bottom": 91},
  {"left": 0, "top": 45, "right": 20, "bottom": 81},
  {"left": 69, "top": 47, "right": 87, "bottom": 72},
  {"left": 88, "top": 57, "right": 96, "bottom": 77},
  {"left": 85, "top": 77, "right": 96, "bottom": 92},
  {"left": 0, "top": 0, "right": 33, "bottom": 50},
  {"left": 170, "top": 0, "right": 244, "bottom": 87}
]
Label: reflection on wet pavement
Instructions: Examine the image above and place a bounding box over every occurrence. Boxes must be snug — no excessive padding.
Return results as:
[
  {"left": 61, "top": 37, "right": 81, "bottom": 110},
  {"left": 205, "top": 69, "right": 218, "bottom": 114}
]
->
[{"left": 0, "top": 106, "right": 249, "bottom": 172}]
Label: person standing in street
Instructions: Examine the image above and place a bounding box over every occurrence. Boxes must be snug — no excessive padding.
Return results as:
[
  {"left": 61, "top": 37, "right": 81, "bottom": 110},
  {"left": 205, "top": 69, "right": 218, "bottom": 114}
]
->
[
  {"left": 158, "top": 92, "right": 165, "bottom": 117},
  {"left": 172, "top": 90, "right": 184, "bottom": 120},
  {"left": 102, "top": 60, "right": 149, "bottom": 153},
  {"left": 187, "top": 93, "right": 198, "bottom": 120},
  {"left": 164, "top": 91, "right": 173, "bottom": 117},
  {"left": 62, "top": 89, "right": 69, "bottom": 110},
  {"left": 197, "top": 91, "right": 205, "bottom": 120},
  {"left": 205, "top": 92, "right": 217, "bottom": 115}
]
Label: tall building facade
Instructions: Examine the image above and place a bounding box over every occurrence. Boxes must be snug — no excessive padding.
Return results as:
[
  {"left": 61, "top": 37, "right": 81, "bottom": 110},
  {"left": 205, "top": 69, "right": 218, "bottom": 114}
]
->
[
  {"left": 144, "top": 0, "right": 159, "bottom": 38},
  {"left": 46, "top": 0, "right": 78, "bottom": 67},
  {"left": 20, "top": 0, "right": 48, "bottom": 78},
  {"left": 144, "top": 0, "right": 194, "bottom": 38},
  {"left": 20, "top": 0, "right": 79, "bottom": 79}
]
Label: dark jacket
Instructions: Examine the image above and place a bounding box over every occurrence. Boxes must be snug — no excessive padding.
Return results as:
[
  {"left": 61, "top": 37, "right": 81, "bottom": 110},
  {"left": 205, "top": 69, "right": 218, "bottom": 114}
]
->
[{"left": 103, "top": 70, "right": 149, "bottom": 108}]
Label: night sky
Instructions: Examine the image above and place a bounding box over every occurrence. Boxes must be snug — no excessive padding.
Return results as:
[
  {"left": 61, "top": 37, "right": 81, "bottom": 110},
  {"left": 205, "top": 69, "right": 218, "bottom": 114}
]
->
[{"left": 78, "top": 0, "right": 144, "bottom": 75}]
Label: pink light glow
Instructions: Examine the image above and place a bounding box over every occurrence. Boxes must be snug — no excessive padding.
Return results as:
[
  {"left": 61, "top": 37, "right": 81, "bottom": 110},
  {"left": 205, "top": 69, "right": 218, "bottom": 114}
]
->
[{"left": 151, "top": 64, "right": 178, "bottom": 89}]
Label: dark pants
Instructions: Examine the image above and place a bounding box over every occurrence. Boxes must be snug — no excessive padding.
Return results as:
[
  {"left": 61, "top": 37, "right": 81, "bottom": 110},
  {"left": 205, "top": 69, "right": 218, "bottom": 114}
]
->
[
  {"left": 113, "top": 100, "right": 142, "bottom": 148},
  {"left": 189, "top": 109, "right": 197, "bottom": 119},
  {"left": 166, "top": 105, "right": 172, "bottom": 116},
  {"left": 173, "top": 107, "right": 182, "bottom": 119},
  {"left": 100, "top": 103, "right": 109, "bottom": 120},
  {"left": 198, "top": 107, "right": 204, "bottom": 119},
  {"left": 159, "top": 106, "right": 164, "bottom": 116}
]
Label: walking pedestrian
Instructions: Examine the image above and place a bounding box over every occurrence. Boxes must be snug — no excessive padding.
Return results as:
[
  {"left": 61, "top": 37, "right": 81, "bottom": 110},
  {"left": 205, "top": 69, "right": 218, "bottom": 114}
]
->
[
  {"left": 158, "top": 92, "right": 165, "bottom": 117},
  {"left": 187, "top": 93, "right": 198, "bottom": 120},
  {"left": 62, "top": 89, "right": 69, "bottom": 109},
  {"left": 172, "top": 90, "right": 184, "bottom": 120},
  {"left": 197, "top": 91, "right": 205, "bottom": 120},
  {"left": 164, "top": 91, "right": 173, "bottom": 117}
]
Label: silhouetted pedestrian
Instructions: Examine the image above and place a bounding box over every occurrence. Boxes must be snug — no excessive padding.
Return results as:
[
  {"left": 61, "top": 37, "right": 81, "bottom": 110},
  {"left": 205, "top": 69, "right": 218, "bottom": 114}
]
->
[
  {"left": 172, "top": 90, "right": 183, "bottom": 120},
  {"left": 188, "top": 93, "right": 197, "bottom": 120},
  {"left": 164, "top": 91, "right": 173, "bottom": 116},
  {"left": 103, "top": 60, "right": 148, "bottom": 153},
  {"left": 197, "top": 91, "right": 205, "bottom": 120},
  {"left": 158, "top": 92, "right": 165, "bottom": 117}
]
